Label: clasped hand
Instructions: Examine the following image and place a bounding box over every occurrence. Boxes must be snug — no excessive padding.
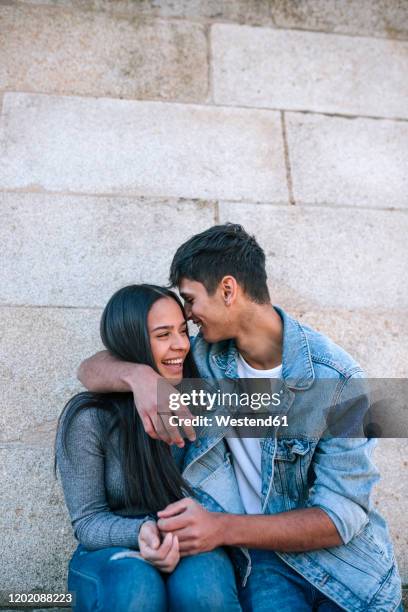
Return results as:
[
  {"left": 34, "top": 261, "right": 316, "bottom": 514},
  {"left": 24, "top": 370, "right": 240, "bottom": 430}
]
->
[{"left": 138, "top": 498, "right": 223, "bottom": 572}]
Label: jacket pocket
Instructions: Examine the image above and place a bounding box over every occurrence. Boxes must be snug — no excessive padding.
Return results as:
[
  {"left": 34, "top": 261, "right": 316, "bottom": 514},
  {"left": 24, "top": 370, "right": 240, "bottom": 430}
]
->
[
  {"left": 350, "top": 524, "right": 387, "bottom": 562},
  {"left": 273, "top": 438, "right": 312, "bottom": 501},
  {"left": 196, "top": 453, "right": 246, "bottom": 515}
]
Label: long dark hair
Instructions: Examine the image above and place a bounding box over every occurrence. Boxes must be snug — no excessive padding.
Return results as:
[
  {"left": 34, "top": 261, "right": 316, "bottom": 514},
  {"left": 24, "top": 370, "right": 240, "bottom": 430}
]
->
[{"left": 56, "top": 284, "right": 198, "bottom": 512}]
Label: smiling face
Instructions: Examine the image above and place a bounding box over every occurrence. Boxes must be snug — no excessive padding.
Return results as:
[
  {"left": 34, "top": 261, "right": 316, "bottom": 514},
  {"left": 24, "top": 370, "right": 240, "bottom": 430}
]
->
[
  {"left": 147, "top": 296, "right": 190, "bottom": 382},
  {"left": 179, "top": 278, "right": 234, "bottom": 343}
]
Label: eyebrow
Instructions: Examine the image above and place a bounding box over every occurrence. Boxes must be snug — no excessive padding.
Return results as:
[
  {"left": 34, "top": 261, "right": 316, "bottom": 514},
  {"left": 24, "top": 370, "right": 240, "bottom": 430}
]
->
[{"left": 152, "top": 322, "right": 188, "bottom": 332}]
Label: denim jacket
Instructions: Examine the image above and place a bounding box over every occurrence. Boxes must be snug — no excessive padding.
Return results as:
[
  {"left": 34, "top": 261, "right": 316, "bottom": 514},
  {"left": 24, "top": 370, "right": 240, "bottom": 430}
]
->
[{"left": 173, "top": 306, "right": 402, "bottom": 612}]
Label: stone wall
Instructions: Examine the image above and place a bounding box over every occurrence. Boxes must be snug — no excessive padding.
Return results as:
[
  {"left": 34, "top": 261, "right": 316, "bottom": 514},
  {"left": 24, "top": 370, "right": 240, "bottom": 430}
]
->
[{"left": 0, "top": 0, "right": 407, "bottom": 604}]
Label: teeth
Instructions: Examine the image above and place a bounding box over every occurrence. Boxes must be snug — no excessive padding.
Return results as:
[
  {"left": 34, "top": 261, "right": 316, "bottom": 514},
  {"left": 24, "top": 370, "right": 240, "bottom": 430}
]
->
[{"left": 163, "top": 359, "right": 183, "bottom": 365}]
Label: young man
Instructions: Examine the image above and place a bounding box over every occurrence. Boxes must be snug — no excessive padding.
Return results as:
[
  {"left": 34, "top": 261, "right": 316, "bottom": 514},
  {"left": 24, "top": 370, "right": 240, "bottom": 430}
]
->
[{"left": 79, "top": 224, "right": 402, "bottom": 611}]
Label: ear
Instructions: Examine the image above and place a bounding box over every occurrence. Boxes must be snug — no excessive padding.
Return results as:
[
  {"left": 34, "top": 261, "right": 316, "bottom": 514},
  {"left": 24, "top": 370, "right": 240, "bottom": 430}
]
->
[{"left": 220, "top": 276, "right": 238, "bottom": 306}]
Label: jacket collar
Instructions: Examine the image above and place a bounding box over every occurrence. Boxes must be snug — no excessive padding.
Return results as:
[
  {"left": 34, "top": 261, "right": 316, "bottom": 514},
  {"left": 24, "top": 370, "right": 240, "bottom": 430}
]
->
[{"left": 211, "top": 305, "right": 315, "bottom": 390}]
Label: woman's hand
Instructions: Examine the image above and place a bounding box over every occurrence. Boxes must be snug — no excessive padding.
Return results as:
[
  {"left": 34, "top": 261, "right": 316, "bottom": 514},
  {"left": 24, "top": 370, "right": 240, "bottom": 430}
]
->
[{"left": 138, "top": 520, "right": 180, "bottom": 573}]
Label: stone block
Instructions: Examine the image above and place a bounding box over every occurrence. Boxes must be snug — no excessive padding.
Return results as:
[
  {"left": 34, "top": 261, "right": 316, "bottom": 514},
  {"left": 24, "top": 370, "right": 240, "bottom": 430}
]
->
[
  {"left": 212, "top": 24, "right": 408, "bottom": 119},
  {"left": 373, "top": 439, "right": 408, "bottom": 582},
  {"left": 0, "top": 93, "right": 287, "bottom": 202},
  {"left": 291, "top": 309, "right": 408, "bottom": 378},
  {"left": 0, "top": 192, "right": 215, "bottom": 307},
  {"left": 271, "top": 0, "right": 408, "bottom": 40},
  {"left": 0, "top": 446, "right": 75, "bottom": 592},
  {"left": 0, "top": 306, "right": 101, "bottom": 443},
  {"left": 0, "top": 5, "right": 208, "bottom": 102},
  {"left": 285, "top": 113, "right": 408, "bottom": 209},
  {"left": 219, "top": 202, "right": 408, "bottom": 309},
  {"left": 10, "top": 0, "right": 273, "bottom": 24}
]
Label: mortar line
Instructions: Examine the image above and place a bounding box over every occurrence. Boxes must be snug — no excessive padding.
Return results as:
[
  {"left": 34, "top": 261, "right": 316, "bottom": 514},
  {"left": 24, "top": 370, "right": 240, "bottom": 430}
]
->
[
  {"left": 214, "top": 200, "right": 220, "bottom": 223},
  {"left": 0, "top": 187, "right": 218, "bottom": 206},
  {"left": 4, "top": 87, "right": 408, "bottom": 124},
  {"left": 219, "top": 199, "right": 408, "bottom": 214},
  {"left": 266, "top": 23, "right": 408, "bottom": 43},
  {"left": 1, "top": 188, "right": 407, "bottom": 214},
  {"left": 0, "top": 303, "right": 103, "bottom": 310},
  {"left": 280, "top": 111, "right": 295, "bottom": 205},
  {"left": 205, "top": 23, "right": 213, "bottom": 104},
  {"left": 1, "top": 302, "right": 406, "bottom": 316}
]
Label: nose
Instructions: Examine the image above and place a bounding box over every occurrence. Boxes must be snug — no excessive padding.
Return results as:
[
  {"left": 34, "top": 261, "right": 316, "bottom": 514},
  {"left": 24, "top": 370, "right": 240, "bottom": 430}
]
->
[{"left": 171, "top": 332, "right": 189, "bottom": 351}]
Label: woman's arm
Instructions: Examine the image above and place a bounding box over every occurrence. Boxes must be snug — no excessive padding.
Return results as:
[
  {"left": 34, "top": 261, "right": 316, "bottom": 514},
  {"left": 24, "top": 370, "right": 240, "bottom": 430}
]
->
[{"left": 56, "top": 406, "right": 147, "bottom": 550}]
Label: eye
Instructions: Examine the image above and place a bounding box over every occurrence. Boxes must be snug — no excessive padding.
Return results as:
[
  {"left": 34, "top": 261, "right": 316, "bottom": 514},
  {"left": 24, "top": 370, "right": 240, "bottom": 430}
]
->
[{"left": 157, "top": 332, "right": 170, "bottom": 338}]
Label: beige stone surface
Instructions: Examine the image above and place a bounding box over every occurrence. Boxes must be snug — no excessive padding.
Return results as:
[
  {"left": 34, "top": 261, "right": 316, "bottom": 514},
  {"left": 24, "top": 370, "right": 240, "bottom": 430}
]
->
[
  {"left": 0, "top": 93, "right": 287, "bottom": 202},
  {"left": 0, "top": 5, "right": 208, "bottom": 102},
  {"left": 219, "top": 202, "right": 408, "bottom": 310},
  {"left": 285, "top": 113, "right": 408, "bottom": 209},
  {"left": 0, "top": 192, "right": 215, "bottom": 306},
  {"left": 11, "top": 0, "right": 273, "bottom": 24},
  {"left": 10, "top": 0, "right": 408, "bottom": 39},
  {"left": 373, "top": 439, "right": 408, "bottom": 581},
  {"left": 0, "top": 446, "right": 75, "bottom": 591},
  {"left": 0, "top": 306, "right": 101, "bottom": 443},
  {"left": 291, "top": 309, "right": 408, "bottom": 378},
  {"left": 271, "top": 0, "right": 408, "bottom": 40},
  {"left": 212, "top": 24, "right": 408, "bottom": 119}
]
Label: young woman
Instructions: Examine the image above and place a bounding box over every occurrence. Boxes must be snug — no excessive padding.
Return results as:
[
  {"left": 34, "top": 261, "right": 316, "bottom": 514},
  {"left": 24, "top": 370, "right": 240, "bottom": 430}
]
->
[{"left": 56, "top": 284, "right": 241, "bottom": 612}]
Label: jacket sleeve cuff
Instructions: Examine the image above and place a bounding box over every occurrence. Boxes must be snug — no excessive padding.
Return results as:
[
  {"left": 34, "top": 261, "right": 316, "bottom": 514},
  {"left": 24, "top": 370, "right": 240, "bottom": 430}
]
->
[{"left": 307, "top": 489, "right": 369, "bottom": 544}]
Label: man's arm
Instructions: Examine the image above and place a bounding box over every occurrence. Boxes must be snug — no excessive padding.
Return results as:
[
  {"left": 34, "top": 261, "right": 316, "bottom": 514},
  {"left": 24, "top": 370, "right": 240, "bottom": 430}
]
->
[
  {"left": 78, "top": 350, "right": 138, "bottom": 393},
  {"left": 219, "top": 507, "right": 341, "bottom": 550},
  {"left": 78, "top": 351, "right": 196, "bottom": 446},
  {"left": 157, "top": 498, "right": 341, "bottom": 555}
]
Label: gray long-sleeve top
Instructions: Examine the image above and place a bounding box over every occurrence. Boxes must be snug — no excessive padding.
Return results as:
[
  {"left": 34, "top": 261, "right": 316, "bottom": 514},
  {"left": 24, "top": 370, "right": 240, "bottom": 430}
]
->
[{"left": 56, "top": 406, "right": 151, "bottom": 550}]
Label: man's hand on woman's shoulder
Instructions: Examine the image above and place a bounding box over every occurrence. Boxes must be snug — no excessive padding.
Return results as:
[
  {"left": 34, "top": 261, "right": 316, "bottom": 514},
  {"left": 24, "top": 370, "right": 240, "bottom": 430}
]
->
[
  {"left": 77, "top": 350, "right": 196, "bottom": 446},
  {"left": 128, "top": 366, "right": 196, "bottom": 448}
]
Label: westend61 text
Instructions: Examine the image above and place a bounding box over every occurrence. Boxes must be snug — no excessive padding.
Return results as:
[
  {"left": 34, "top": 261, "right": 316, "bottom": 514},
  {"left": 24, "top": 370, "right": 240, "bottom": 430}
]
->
[
  {"left": 168, "top": 389, "right": 282, "bottom": 411},
  {"left": 168, "top": 414, "right": 289, "bottom": 428}
]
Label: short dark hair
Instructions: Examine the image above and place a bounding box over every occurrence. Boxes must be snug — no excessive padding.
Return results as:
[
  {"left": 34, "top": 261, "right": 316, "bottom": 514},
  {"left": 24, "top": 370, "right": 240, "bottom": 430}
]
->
[{"left": 169, "top": 223, "right": 270, "bottom": 303}]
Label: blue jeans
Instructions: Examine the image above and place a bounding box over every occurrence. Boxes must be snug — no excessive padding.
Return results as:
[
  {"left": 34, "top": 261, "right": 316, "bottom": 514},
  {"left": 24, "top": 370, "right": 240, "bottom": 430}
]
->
[
  {"left": 239, "top": 550, "right": 404, "bottom": 611},
  {"left": 68, "top": 544, "right": 242, "bottom": 612},
  {"left": 238, "top": 549, "right": 348, "bottom": 612}
]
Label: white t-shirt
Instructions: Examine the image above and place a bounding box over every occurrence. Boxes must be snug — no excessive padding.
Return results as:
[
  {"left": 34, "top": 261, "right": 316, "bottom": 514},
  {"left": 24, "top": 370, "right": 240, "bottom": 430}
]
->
[{"left": 227, "top": 353, "right": 282, "bottom": 514}]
